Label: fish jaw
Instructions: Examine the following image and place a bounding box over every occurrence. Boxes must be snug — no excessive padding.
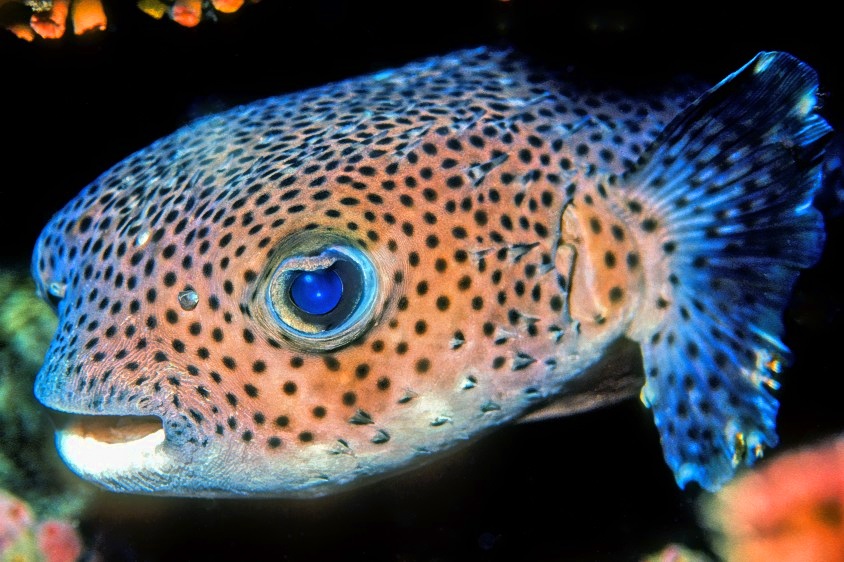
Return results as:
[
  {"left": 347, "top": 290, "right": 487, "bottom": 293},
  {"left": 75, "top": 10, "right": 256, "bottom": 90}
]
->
[
  {"left": 33, "top": 355, "right": 205, "bottom": 495},
  {"left": 37, "top": 369, "right": 527, "bottom": 498}
]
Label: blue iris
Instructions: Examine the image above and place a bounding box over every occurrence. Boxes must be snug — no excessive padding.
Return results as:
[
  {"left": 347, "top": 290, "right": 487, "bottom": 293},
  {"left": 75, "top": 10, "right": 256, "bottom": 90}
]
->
[{"left": 290, "top": 269, "right": 343, "bottom": 315}]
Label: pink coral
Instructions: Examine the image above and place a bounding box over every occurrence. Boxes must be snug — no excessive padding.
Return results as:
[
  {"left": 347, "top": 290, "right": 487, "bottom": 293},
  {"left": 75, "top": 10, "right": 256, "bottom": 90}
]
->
[
  {"left": 0, "top": 490, "right": 34, "bottom": 552},
  {"left": 0, "top": 490, "right": 85, "bottom": 562},
  {"left": 37, "top": 520, "right": 83, "bottom": 562},
  {"left": 704, "top": 434, "right": 844, "bottom": 562}
]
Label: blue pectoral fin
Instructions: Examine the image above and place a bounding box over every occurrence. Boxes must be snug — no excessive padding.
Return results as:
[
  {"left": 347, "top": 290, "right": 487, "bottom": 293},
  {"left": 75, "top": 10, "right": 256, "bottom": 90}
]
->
[{"left": 620, "top": 52, "right": 833, "bottom": 490}]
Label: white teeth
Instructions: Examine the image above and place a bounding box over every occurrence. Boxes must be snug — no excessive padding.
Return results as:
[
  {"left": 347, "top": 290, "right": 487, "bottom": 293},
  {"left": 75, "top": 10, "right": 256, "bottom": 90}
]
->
[{"left": 56, "top": 424, "right": 172, "bottom": 482}]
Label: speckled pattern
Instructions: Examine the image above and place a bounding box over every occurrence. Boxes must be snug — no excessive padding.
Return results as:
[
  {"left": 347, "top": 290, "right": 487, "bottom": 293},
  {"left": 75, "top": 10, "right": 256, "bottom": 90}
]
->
[{"left": 30, "top": 48, "right": 831, "bottom": 496}]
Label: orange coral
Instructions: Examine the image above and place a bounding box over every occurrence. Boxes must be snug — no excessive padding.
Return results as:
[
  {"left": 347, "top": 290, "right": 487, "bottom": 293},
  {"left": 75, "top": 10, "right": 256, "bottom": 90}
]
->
[
  {"left": 2, "top": 0, "right": 257, "bottom": 40},
  {"left": 211, "top": 0, "right": 243, "bottom": 13},
  {"left": 29, "top": 0, "right": 68, "bottom": 38},
  {"left": 4, "top": 21, "right": 36, "bottom": 40},
  {"left": 170, "top": 0, "right": 201, "bottom": 27},
  {"left": 70, "top": 0, "right": 105, "bottom": 34},
  {"left": 704, "top": 434, "right": 844, "bottom": 562}
]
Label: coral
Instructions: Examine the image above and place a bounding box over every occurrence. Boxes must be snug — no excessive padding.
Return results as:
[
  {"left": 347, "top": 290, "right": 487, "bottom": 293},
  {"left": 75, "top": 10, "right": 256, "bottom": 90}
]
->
[
  {"left": 0, "top": 270, "right": 57, "bottom": 371},
  {"left": 35, "top": 520, "right": 82, "bottom": 562},
  {"left": 641, "top": 543, "right": 712, "bottom": 562},
  {"left": 0, "top": 490, "right": 83, "bottom": 562},
  {"left": 0, "top": 490, "right": 34, "bottom": 554},
  {"left": 703, "top": 433, "right": 844, "bottom": 562},
  {"left": 0, "top": 270, "right": 92, "bottom": 521},
  {"left": 0, "top": 0, "right": 258, "bottom": 40}
]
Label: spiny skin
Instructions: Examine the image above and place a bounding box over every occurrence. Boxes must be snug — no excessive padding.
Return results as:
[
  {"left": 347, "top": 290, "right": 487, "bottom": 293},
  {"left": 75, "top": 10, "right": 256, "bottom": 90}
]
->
[{"left": 31, "top": 48, "right": 829, "bottom": 496}]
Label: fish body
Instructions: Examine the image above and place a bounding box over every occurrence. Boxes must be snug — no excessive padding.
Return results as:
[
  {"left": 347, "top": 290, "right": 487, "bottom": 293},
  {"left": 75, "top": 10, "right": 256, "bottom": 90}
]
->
[{"left": 31, "top": 48, "right": 832, "bottom": 496}]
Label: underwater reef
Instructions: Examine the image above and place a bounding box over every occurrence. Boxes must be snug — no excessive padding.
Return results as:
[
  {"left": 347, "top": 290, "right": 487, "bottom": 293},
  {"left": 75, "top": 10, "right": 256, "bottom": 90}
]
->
[
  {"left": 0, "top": 490, "right": 83, "bottom": 562},
  {"left": 702, "top": 433, "right": 844, "bottom": 562},
  {"left": 0, "top": 0, "right": 257, "bottom": 40},
  {"left": 0, "top": 270, "right": 91, "bottom": 560},
  {"left": 0, "top": 270, "right": 92, "bottom": 527},
  {"left": 642, "top": 543, "right": 712, "bottom": 562}
]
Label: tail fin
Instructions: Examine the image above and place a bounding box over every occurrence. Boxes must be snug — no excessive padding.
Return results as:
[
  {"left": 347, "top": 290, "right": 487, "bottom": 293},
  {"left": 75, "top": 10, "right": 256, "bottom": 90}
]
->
[
  {"left": 619, "top": 52, "right": 833, "bottom": 490},
  {"left": 815, "top": 134, "right": 844, "bottom": 217}
]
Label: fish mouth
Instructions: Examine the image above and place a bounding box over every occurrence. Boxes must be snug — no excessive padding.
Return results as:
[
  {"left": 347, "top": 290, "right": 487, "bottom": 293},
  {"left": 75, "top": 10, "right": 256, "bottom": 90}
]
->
[
  {"left": 58, "top": 413, "right": 163, "bottom": 445},
  {"left": 52, "top": 413, "right": 180, "bottom": 492}
]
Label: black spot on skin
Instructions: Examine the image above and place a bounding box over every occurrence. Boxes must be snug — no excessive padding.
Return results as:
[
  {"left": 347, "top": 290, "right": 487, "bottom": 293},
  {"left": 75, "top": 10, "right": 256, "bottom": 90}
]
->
[
  {"left": 354, "top": 363, "right": 370, "bottom": 379},
  {"left": 611, "top": 225, "right": 625, "bottom": 241}
]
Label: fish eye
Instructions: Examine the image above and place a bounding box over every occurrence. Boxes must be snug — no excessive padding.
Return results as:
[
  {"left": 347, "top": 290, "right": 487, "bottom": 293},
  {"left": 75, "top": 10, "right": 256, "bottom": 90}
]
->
[
  {"left": 290, "top": 269, "right": 344, "bottom": 315},
  {"left": 266, "top": 244, "right": 378, "bottom": 351}
]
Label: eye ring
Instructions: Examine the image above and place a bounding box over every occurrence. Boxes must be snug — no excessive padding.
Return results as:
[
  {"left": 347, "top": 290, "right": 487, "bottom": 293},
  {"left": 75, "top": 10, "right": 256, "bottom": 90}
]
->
[{"left": 265, "top": 244, "right": 379, "bottom": 351}]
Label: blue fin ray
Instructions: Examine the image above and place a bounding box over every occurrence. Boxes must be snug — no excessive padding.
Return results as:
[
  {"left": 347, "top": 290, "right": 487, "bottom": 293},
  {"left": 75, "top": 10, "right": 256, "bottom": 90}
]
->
[{"left": 621, "top": 52, "right": 832, "bottom": 490}]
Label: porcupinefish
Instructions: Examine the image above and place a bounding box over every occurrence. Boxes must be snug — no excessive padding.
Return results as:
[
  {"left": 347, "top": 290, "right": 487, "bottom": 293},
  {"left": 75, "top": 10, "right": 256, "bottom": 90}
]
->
[{"left": 31, "top": 48, "right": 832, "bottom": 497}]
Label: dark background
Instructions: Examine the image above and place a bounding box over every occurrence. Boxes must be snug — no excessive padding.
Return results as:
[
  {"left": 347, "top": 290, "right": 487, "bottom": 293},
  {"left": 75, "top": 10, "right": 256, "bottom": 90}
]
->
[{"left": 2, "top": 2, "right": 843, "bottom": 560}]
